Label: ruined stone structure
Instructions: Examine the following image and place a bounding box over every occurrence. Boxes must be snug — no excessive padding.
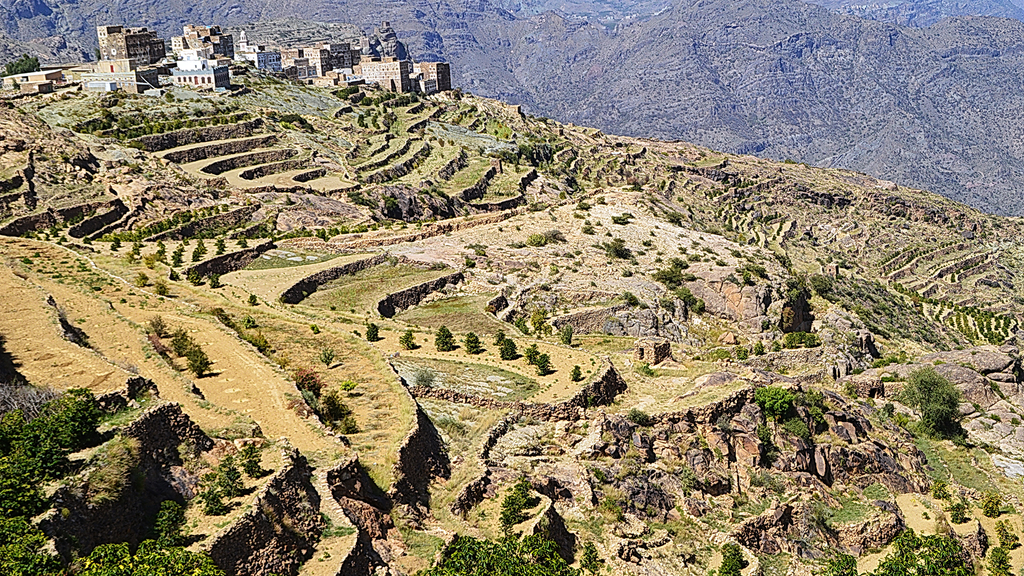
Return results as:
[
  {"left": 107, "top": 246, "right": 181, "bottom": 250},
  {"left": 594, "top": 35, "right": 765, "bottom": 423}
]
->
[{"left": 633, "top": 337, "right": 672, "bottom": 365}]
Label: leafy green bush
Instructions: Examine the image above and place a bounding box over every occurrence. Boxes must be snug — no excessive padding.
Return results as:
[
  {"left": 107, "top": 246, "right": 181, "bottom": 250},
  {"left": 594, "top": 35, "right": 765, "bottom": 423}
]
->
[
  {"left": 400, "top": 329, "right": 417, "bottom": 350},
  {"left": 989, "top": 546, "right": 1012, "bottom": 576},
  {"left": 626, "top": 408, "right": 653, "bottom": 427},
  {"left": 931, "top": 480, "right": 950, "bottom": 500},
  {"left": 782, "top": 417, "right": 810, "bottom": 440},
  {"left": 464, "top": 332, "right": 482, "bottom": 354},
  {"left": 782, "top": 331, "right": 821, "bottom": 348},
  {"left": 534, "top": 354, "right": 552, "bottom": 376},
  {"left": 559, "top": 325, "right": 573, "bottom": 346},
  {"left": 239, "top": 444, "right": 268, "bottom": 478},
  {"left": 79, "top": 540, "right": 223, "bottom": 576},
  {"left": 499, "top": 479, "right": 539, "bottom": 536},
  {"left": 570, "top": 365, "right": 583, "bottom": 382},
  {"left": 872, "top": 529, "right": 971, "bottom": 576},
  {"left": 718, "top": 543, "right": 747, "bottom": 576},
  {"left": 417, "top": 534, "right": 576, "bottom": 576},
  {"left": 500, "top": 338, "right": 518, "bottom": 360},
  {"left": 755, "top": 386, "right": 795, "bottom": 421},
  {"left": 947, "top": 502, "right": 968, "bottom": 524},
  {"left": 823, "top": 553, "right": 857, "bottom": 576},
  {"left": 365, "top": 323, "right": 381, "bottom": 342},
  {"left": 900, "top": 368, "right": 964, "bottom": 441},
  {"left": 982, "top": 492, "right": 1003, "bottom": 518},
  {"left": 155, "top": 500, "right": 187, "bottom": 547},
  {"left": 995, "top": 519, "right": 1019, "bottom": 549}
]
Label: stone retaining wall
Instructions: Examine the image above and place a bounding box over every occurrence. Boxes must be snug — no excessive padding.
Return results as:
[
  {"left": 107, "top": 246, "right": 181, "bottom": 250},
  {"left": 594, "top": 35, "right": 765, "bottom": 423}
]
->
[
  {"left": 146, "top": 205, "right": 260, "bottom": 241},
  {"left": 293, "top": 167, "right": 327, "bottom": 182},
  {"left": 459, "top": 166, "right": 497, "bottom": 202},
  {"left": 69, "top": 198, "right": 127, "bottom": 238},
  {"left": 279, "top": 254, "right": 388, "bottom": 304},
  {"left": 163, "top": 134, "right": 279, "bottom": 164},
  {"left": 376, "top": 272, "right": 464, "bottom": 318},
  {"left": 0, "top": 200, "right": 114, "bottom": 237},
  {"left": 131, "top": 119, "right": 265, "bottom": 152},
  {"left": 436, "top": 151, "right": 467, "bottom": 181},
  {"left": 206, "top": 449, "right": 325, "bottom": 576},
  {"left": 365, "top": 142, "right": 432, "bottom": 184},
  {"left": 239, "top": 158, "right": 307, "bottom": 180},
  {"left": 201, "top": 148, "right": 298, "bottom": 176},
  {"left": 185, "top": 241, "right": 276, "bottom": 278},
  {"left": 388, "top": 403, "right": 451, "bottom": 515}
]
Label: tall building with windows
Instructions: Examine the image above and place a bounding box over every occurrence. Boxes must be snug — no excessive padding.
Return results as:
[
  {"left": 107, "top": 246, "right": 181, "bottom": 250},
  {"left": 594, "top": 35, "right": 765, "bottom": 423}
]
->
[{"left": 97, "top": 25, "right": 166, "bottom": 64}]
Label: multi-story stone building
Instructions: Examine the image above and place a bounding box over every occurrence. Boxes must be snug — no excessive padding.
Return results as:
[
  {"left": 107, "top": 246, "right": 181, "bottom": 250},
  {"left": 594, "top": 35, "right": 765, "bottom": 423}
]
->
[
  {"left": 416, "top": 61, "right": 451, "bottom": 92},
  {"left": 171, "top": 25, "right": 234, "bottom": 59},
  {"left": 97, "top": 25, "right": 166, "bottom": 65},
  {"left": 356, "top": 58, "right": 412, "bottom": 93}
]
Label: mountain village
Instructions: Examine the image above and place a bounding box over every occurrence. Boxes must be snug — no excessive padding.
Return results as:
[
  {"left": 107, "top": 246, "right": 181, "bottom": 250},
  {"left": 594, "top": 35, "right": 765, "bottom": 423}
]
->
[{"left": 1, "top": 21, "right": 451, "bottom": 96}]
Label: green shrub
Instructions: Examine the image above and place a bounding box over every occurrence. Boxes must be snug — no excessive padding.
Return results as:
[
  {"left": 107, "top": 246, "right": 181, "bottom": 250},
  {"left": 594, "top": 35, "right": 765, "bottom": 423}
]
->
[
  {"left": 534, "top": 354, "right": 552, "bottom": 376},
  {"left": 79, "top": 540, "right": 223, "bottom": 576},
  {"left": 995, "top": 519, "right": 1019, "bottom": 549},
  {"left": 464, "top": 332, "right": 482, "bottom": 354},
  {"left": 435, "top": 326, "right": 455, "bottom": 351},
  {"left": 931, "top": 480, "right": 950, "bottom": 500},
  {"left": 559, "top": 324, "right": 573, "bottom": 346},
  {"left": 755, "top": 386, "right": 795, "bottom": 421},
  {"left": 155, "top": 500, "right": 187, "bottom": 546},
  {"left": 823, "top": 553, "right": 857, "bottom": 576},
  {"left": 186, "top": 346, "right": 211, "bottom": 377},
  {"left": 319, "top": 347, "right": 335, "bottom": 366},
  {"left": 626, "top": 408, "right": 652, "bottom": 427},
  {"left": 365, "top": 323, "right": 380, "bottom": 342},
  {"left": 622, "top": 292, "right": 641, "bottom": 307},
  {"left": 499, "top": 479, "right": 539, "bottom": 536},
  {"left": 207, "top": 273, "right": 221, "bottom": 289},
  {"left": 947, "top": 502, "right": 968, "bottom": 524},
  {"left": 320, "top": 390, "right": 358, "bottom": 434},
  {"left": 570, "top": 365, "right": 583, "bottom": 382},
  {"left": 500, "top": 338, "right": 518, "bottom": 360},
  {"left": 900, "top": 367, "right": 964, "bottom": 441},
  {"left": 718, "top": 543, "right": 747, "bottom": 576},
  {"left": 635, "top": 363, "right": 655, "bottom": 377},
  {"left": 781, "top": 417, "right": 810, "bottom": 440},
  {"left": 982, "top": 492, "right": 1003, "bottom": 518},
  {"left": 989, "top": 546, "right": 1012, "bottom": 576},
  {"left": 399, "top": 329, "right": 417, "bottom": 350},
  {"left": 239, "top": 444, "right": 268, "bottom": 478}
]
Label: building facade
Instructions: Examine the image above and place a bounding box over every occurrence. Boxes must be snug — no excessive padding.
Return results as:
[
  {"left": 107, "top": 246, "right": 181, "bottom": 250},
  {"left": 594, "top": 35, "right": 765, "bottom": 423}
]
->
[
  {"left": 171, "top": 25, "right": 234, "bottom": 59},
  {"left": 97, "top": 26, "right": 166, "bottom": 65},
  {"left": 357, "top": 58, "right": 412, "bottom": 93},
  {"left": 82, "top": 59, "right": 160, "bottom": 93},
  {"left": 416, "top": 62, "right": 451, "bottom": 92},
  {"left": 171, "top": 50, "right": 230, "bottom": 90}
]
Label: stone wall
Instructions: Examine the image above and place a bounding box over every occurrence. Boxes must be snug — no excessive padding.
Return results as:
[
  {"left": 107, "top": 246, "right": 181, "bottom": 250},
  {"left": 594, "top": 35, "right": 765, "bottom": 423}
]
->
[
  {"left": 388, "top": 403, "right": 451, "bottom": 515},
  {"left": 470, "top": 194, "right": 525, "bottom": 212},
  {"left": 459, "top": 166, "right": 497, "bottom": 202},
  {"left": 206, "top": 450, "right": 325, "bottom": 576},
  {"left": 239, "top": 158, "right": 308, "bottom": 180},
  {"left": 201, "top": 149, "right": 299, "bottom": 176},
  {"left": 146, "top": 205, "right": 260, "bottom": 241},
  {"left": 436, "top": 151, "right": 468, "bottom": 181},
  {"left": 356, "top": 139, "right": 413, "bottom": 173},
  {"left": 68, "top": 198, "right": 128, "bottom": 238},
  {"left": 551, "top": 304, "right": 630, "bottom": 334},
  {"left": 163, "top": 134, "right": 279, "bottom": 164},
  {"left": 279, "top": 254, "right": 388, "bottom": 304},
  {"left": 376, "top": 272, "right": 464, "bottom": 318},
  {"left": 131, "top": 119, "right": 266, "bottom": 152},
  {"left": 40, "top": 403, "right": 213, "bottom": 560},
  {"left": 365, "top": 143, "right": 432, "bottom": 184},
  {"left": 96, "top": 375, "right": 159, "bottom": 413},
  {"left": 186, "top": 241, "right": 276, "bottom": 278},
  {"left": 329, "top": 208, "right": 528, "bottom": 250},
  {"left": 0, "top": 200, "right": 114, "bottom": 237},
  {"left": 293, "top": 167, "right": 327, "bottom": 182}
]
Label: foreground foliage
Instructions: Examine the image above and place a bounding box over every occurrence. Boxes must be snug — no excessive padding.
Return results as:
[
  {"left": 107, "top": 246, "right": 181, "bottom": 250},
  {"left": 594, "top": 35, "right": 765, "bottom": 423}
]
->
[{"left": 416, "top": 534, "right": 579, "bottom": 576}]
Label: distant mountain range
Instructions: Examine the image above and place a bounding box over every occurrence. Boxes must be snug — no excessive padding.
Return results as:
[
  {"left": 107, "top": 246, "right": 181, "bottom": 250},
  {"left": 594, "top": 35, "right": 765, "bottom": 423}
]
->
[{"left": 4, "top": 0, "right": 1024, "bottom": 214}]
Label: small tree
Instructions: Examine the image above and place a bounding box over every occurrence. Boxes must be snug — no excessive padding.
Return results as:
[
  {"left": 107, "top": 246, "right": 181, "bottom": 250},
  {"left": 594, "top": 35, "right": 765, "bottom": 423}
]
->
[
  {"left": 534, "top": 353, "right": 552, "bottom": 376},
  {"left": 186, "top": 346, "right": 212, "bottom": 377},
  {"left": 523, "top": 343, "right": 540, "bottom": 365},
  {"left": 570, "top": 365, "right": 583, "bottom": 382},
  {"left": 208, "top": 273, "right": 221, "bottom": 288},
  {"left": 530, "top": 309, "right": 551, "bottom": 335},
  {"left": 718, "top": 543, "right": 747, "bottom": 576},
  {"left": 215, "top": 456, "right": 244, "bottom": 498},
  {"left": 134, "top": 272, "right": 149, "bottom": 288},
  {"left": 900, "top": 367, "right": 964, "bottom": 441},
  {"left": 365, "top": 323, "right": 381, "bottom": 342},
  {"left": 983, "top": 492, "right": 1003, "bottom": 518},
  {"left": 199, "top": 486, "right": 228, "bottom": 515},
  {"left": 148, "top": 316, "right": 169, "bottom": 338},
  {"left": 171, "top": 246, "right": 184, "bottom": 267},
  {"left": 248, "top": 294, "right": 258, "bottom": 306},
  {"left": 995, "top": 519, "right": 1019, "bottom": 549},
  {"left": 399, "top": 329, "right": 417, "bottom": 350},
  {"left": 294, "top": 368, "right": 322, "bottom": 396},
  {"left": 989, "top": 546, "right": 1012, "bottom": 576},
  {"left": 239, "top": 444, "right": 268, "bottom": 478},
  {"left": 464, "top": 332, "right": 482, "bottom": 354},
  {"left": 823, "top": 553, "right": 857, "bottom": 576},
  {"left": 435, "top": 325, "right": 455, "bottom": 352},
  {"left": 754, "top": 341, "right": 766, "bottom": 355},
  {"left": 153, "top": 279, "right": 169, "bottom": 296},
  {"left": 215, "top": 238, "right": 226, "bottom": 255},
  {"left": 754, "top": 386, "right": 795, "bottom": 421},
  {"left": 580, "top": 542, "right": 600, "bottom": 576},
  {"left": 947, "top": 502, "right": 969, "bottom": 523},
  {"left": 319, "top": 347, "right": 336, "bottom": 367},
  {"left": 187, "top": 270, "right": 203, "bottom": 286},
  {"left": 170, "top": 328, "right": 192, "bottom": 356},
  {"left": 500, "top": 338, "right": 518, "bottom": 360},
  {"left": 494, "top": 329, "right": 507, "bottom": 345},
  {"left": 559, "top": 324, "right": 573, "bottom": 346},
  {"left": 154, "top": 500, "right": 187, "bottom": 546},
  {"left": 110, "top": 237, "right": 121, "bottom": 251}
]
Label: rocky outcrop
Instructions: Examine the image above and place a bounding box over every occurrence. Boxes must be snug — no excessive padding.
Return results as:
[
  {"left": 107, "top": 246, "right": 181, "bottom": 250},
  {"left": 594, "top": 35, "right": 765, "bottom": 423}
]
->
[
  {"left": 279, "top": 254, "right": 388, "bottom": 304},
  {"left": 530, "top": 501, "right": 576, "bottom": 563},
  {"left": 146, "top": 205, "right": 260, "bottom": 241},
  {"left": 186, "top": 241, "right": 276, "bottom": 278},
  {"left": 551, "top": 305, "right": 631, "bottom": 334},
  {"left": 835, "top": 505, "right": 905, "bottom": 553},
  {"left": 685, "top": 273, "right": 774, "bottom": 332},
  {"left": 162, "top": 134, "right": 279, "bottom": 164},
  {"left": 732, "top": 502, "right": 795, "bottom": 554},
  {"left": 132, "top": 119, "right": 265, "bottom": 152},
  {"left": 207, "top": 450, "right": 325, "bottom": 576},
  {"left": 376, "top": 272, "right": 464, "bottom": 317}
]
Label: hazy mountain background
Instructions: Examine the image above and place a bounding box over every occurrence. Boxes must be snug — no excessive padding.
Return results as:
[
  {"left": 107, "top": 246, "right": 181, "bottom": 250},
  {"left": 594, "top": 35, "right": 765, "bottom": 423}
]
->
[{"left": 3, "top": 0, "right": 1024, "bottom": 214}]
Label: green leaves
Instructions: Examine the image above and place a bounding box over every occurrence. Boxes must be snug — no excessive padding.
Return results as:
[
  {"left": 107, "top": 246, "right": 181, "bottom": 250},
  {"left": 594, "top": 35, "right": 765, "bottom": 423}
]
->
[
  {"left": 79, "top": 540, "right": 224, "bottom": 576},
  {"left": 754, "top": 386, "right": 795, "bottom": 421},
  {"left": 899, "top": 368, "right": 964, "bottom": 441}
]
